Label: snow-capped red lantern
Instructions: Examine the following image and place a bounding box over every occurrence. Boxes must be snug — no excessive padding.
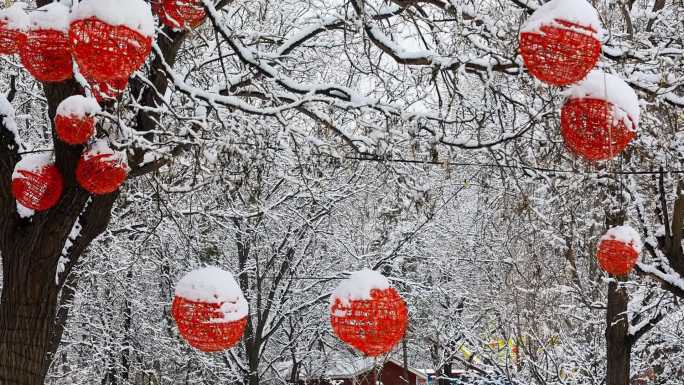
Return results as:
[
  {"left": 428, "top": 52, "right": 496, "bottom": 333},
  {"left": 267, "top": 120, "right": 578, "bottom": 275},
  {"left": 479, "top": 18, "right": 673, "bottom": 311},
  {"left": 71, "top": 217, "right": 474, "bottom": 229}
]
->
[
  {"left": 330, "top": 269, "right": 408, "bottom": 357},
  {"left": 152, "top": 0, "right": 207, "bottom": 30},
  {"left": 54, "top": 95, "right": 101, "bottom": 145},
  {"left": 560, "top": 71, "right": 640, "bottom": 161},
  {"left": 90, "top": 77, "right": 129, "bottom": 102},
  {"left": 11, "top": 153, "right": 63, "bottom": 211},
  {"left": 19, "top": 2, "right": 73, "bottom": 82},
  {"left": 596, "top": 225, "right": 642, "bottom": 276},
  {"left": 69, "top": 0, "right": 154, "bottom": 82},
  {"left": 75, "top": 140, "right": 129, "bottom": 195},
  {"left": 172, "top": 267, "right": 249, "bottom": 352},
  {"left": 0, "top": 3, "right": 29, "bottom": 55},
  {"left": 519, "top": 0, "right": 602, "bottom": 86}
]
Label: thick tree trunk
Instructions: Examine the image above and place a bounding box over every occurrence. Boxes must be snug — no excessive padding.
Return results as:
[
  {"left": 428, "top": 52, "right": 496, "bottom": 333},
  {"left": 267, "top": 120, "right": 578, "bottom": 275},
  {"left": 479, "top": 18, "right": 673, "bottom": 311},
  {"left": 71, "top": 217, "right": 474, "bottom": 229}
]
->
[
  {"left": 0, "top": 247, "right": 60, "bottom": 384},
  {"left": 606, "top": 278, "right": 632, "bottom": 385}
]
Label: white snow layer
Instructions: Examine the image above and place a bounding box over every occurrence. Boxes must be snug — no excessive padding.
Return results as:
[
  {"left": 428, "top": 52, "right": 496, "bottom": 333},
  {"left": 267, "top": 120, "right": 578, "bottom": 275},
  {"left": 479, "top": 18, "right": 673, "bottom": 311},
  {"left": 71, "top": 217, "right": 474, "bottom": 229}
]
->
[
  {"left": 70, "top": 0, "right": 155, "bottom": 37},
  {"left": 0, "top": 95, "right": 19, "bottom": 144},
  {"left": 57, "top": 95, "right": 101, "bottom": 118},
  {"left": 175, "top": 266, "right": 249, "bottom": 321},
  {"left": 521, "top": 0, "right": 602, "bottom": 37},
  {"left": 0, "top": 2, "right": 30, "bottom": 31},
  {"left": 600, "top": 225, "right": 643, "bottom": 253},
  {"left": 330, "top": 269, "right": 390, "bottom": 307},
  {"left": 16, "top": 202, "right": 34, "bottom": 218},
  {"left": 84, "top": 139, "right": 130, "bottom": 170},
  {"left": 28, "top": 2, "right": 70, "bottom": 32},
  {"left": 567, "top": 70, "right": 641, "bottom": 130},
  {"left": 12, "top": 151, "right": 53, "bottom": 179}
]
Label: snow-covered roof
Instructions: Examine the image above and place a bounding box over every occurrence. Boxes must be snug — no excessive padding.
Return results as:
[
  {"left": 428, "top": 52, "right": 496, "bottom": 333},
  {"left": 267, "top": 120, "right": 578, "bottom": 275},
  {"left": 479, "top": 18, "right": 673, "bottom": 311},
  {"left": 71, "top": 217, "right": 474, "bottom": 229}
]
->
[
  {"left": 330, "top": 269, "right": 390, "bottom": 307},
  {"left": 70, "top": 0, "right": 155, "bottom": 37},
  {"left": 293, "top": 356, "right": 428, "bottom": 380},
  {"left": 521, "top": 0, "right": 602, "bottom": 37}
]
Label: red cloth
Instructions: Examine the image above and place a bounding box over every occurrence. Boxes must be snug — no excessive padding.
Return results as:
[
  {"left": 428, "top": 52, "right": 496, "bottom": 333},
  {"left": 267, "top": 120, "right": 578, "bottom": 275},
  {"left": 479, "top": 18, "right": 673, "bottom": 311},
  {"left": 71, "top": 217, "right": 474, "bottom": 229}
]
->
[
  {"left": 0, "top": 20, "right": 24, "bottom": 55},
  {"left": 76, "top": 153, "right": 128, "bottom": 195}
]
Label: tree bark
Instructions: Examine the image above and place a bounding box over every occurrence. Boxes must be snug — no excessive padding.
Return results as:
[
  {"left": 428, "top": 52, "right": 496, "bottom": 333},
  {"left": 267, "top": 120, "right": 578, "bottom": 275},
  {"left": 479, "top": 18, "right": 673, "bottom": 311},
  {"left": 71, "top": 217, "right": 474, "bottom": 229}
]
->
[{"left": 606, "top": 278, "right": 632, "bottom": 385}]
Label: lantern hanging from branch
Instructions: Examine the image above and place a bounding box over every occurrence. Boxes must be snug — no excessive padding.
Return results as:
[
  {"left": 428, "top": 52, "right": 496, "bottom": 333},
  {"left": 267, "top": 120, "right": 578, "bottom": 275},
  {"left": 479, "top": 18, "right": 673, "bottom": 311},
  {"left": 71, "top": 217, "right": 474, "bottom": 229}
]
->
[
  {"left": 0, "top": 3, "right": 29, "bottom": 55},
  {"left": 55, "top": 95, "right": 101, "bottom": 145},
  {"left": 11, "top": 153, "right": 63, "bottom": 211},
  {"left": 76, "top": 140, "right": 129, "bottom": 195},
  {"left": 69, "top": 0, "right": 154, "bottom": 82},
  {"left": 172, "top": 267, "right": 249, "bottom": 352},
  {"left": 596, "top": 225, "right": 642, "bottom": 276},
  {"left": 152, "top": 0, "right": 207, "bottom": 30},
  {"left": 330, "top": 269, "right": 408, "bottom": 357},
  {"left": 19, "top": 3, "right": 72, "bottom": 82},
  {"left": 560, "top": 71, "right": 640, "bottom": 161},
  {"left": 519, "top": 0, "right": 602, "bottom": 86},
  {"left": 90, "top": 77, "right": 129, "bottom": 102}
]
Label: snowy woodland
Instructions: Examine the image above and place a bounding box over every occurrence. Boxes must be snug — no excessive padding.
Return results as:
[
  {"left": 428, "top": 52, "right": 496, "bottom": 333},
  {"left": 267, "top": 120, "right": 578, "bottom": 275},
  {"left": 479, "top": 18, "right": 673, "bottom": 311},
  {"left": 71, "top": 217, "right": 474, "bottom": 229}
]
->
[{"left": 0, "top": 0, "right": 682, "bottom": 384}]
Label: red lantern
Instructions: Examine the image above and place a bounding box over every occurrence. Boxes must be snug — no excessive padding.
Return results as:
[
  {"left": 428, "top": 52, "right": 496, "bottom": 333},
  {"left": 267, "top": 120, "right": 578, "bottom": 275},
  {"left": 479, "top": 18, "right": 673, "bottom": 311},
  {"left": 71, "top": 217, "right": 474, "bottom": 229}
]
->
[
  {"left": 172, "top": 267, "right": 249, "bottom": 352},
  {"left": 519, "top": 0, "right": 602, "bottom": 86},
  {"left": 70, "top": 0, "right": 154, "bottom": 82},
  {"left": 11, "top": 155, "right": 63, "bottom": 211},
  {"left": 19, "top": 3, "right": 72, "bottom": 82},
  {"left": 55, "top": 96, "right": 101, "bottom": 145},
  {"left": 76, "top": 141, "right": 129, "bottom": 195},
  {"left": 596, "top": 226, "right": 641, "bottom": 276},
  {"left": 560, "top": 71, "right": 639, "bottom": 161},
  {"left": 90, "top": 77, "right": 129, "bottom": 102},
  {"left": 330, "top": 270, "right": 408, "bottom": 357},
  {"left": 0, "top": 4, "right": 29, "bottom": 55},
  {"left": 153, "top": 0, "right": 207, "bottom": 30}
]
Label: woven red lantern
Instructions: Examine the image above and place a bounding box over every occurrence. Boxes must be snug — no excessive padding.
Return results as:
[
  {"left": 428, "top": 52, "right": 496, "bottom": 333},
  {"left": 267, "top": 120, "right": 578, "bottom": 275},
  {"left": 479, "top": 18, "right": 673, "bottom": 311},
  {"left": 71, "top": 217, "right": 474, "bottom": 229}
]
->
[
  {"left": 152, "top": 0, "right": 207, "bottom": 30},
  {"left": 90, "top": 77, "right": 129, "bottom": 102},
  {"left": 19, "top": 3, "right": 73, "bottom": 82},
  {"left": 69, "top": 0, "right": 154, "bottom": 82},
  {"left": 560, "top": 71, "right": 640, "bottom": 161},
  {"left": 75, "top": 140, "right": 129, "bottom": 195},
  {"left": 0, "top": 3, "right": 29, "bottom": 55},
  {"left": 330, "top": 270, "right": 408, "bottom": 357},
  {"left": 55, "top": 96, "right": 101, "bottom": 145},
  {"left": 596, "top": 225, "right": 642, "bottom": 276},
  {"left": 172, "top": 267, "right": 249, "bottom": 352},
  {"left": 11, "top": 153, "right": 63, "bottom": 211},
  {"left": 519, "top": 0, "right": 602, "bottom": 86}
]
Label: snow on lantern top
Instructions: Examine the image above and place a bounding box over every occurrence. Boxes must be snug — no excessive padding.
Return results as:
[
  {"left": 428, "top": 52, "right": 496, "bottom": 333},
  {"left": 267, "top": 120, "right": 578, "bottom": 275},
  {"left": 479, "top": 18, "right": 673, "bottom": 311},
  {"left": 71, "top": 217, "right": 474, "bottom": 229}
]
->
[
  {"left": 175, "top": 267, "right": 249, "bottom": 322},
  {"left": 70, "top": 0, "right": 155, "bottom": 37},
  {"left": 0, "top": 2, "right": 30, "bottom": 31},
  {"left": 83, "top": 139, "right": 129, "bottom": 167},
  {"left": 330, "top": 269, "right": 390, "bottom": 307},
  {"left": 600, "top": 225, "right": 643, "bottom": 253},
  {"left": 567, "top": 70, "right": 640, "bottom": 131},
  {"left": 12, "top": 151, "right": 53, "bottom": 180},
  {"left": 27, "top": 2, "right": 70, "bottom": 32},
  {"left": 521, "top": 0, "right": 602, "bottom": 37},
  {"left": 57, "top": 95, "right": 101, "bottom": 118}
]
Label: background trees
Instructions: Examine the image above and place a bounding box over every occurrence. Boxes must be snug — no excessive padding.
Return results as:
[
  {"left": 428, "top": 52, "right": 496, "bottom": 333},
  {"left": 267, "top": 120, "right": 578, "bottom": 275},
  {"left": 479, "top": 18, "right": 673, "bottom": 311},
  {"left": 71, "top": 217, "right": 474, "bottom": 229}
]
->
[{"left": 0, "top": 0, "right": 682, "bottom": 384}]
